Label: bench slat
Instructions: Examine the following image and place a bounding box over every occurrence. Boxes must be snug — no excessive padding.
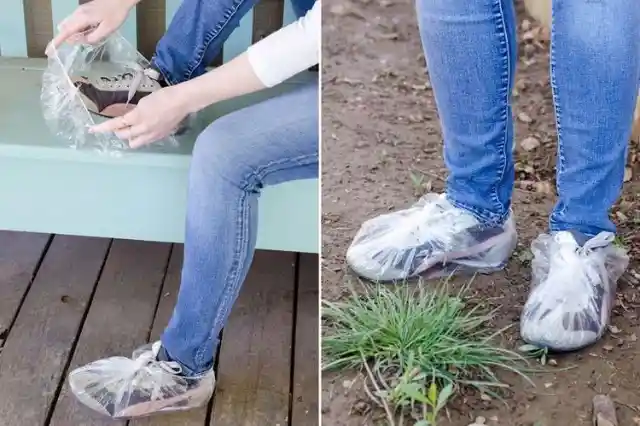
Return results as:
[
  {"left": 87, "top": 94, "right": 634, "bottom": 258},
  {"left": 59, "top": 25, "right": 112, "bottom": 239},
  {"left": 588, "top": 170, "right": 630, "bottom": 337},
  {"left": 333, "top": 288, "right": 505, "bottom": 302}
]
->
[
  {"left": 222, "top": 10, "right": 254, "bottom": 62},
  {"left": 283, "top": 0, "right": 297, "bottom": 25},
  {"left": 0, "top": 0, "right": 28, "bottom": 57}
]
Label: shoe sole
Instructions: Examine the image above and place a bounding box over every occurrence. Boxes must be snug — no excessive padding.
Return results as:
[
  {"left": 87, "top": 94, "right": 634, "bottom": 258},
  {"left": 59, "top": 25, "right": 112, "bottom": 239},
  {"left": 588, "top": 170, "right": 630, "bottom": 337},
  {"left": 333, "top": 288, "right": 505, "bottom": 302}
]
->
[{"left": 113, "top": 385, "right": 212, "bottom": 419}]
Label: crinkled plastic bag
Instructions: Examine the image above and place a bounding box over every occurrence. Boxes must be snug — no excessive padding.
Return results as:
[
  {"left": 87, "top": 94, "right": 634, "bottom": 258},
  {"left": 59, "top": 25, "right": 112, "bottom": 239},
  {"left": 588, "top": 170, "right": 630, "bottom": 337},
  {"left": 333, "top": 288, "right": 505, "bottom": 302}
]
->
[
  {"left": 41, "top": 31, "right": 180, "bottom": 153},
  {"left": 521, "top": 231, "right": 629, "bottom": 351},
  {"left": 69, "top": 343, "right": 215, "bottom": 419},
  {"left": 346, "top": 193, "right": 517, "bottom": 281}
]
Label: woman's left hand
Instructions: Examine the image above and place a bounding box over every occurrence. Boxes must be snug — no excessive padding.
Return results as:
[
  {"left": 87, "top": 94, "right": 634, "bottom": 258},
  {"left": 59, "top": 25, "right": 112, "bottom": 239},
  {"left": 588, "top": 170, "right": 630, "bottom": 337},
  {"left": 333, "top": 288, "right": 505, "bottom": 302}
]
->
[{"left": 90, "top": 85, "right": 190, "bottom": 149}]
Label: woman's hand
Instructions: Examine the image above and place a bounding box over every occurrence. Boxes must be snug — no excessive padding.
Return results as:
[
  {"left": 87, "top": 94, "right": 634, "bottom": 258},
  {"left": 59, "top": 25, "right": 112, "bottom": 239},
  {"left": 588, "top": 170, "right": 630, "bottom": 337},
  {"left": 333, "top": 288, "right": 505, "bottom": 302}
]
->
[
  {"left": 89, "top": 86, "right": 190, "bottom": 149},
  {"left": 50, "top": 0, "right": 137, "bottom": 49}
]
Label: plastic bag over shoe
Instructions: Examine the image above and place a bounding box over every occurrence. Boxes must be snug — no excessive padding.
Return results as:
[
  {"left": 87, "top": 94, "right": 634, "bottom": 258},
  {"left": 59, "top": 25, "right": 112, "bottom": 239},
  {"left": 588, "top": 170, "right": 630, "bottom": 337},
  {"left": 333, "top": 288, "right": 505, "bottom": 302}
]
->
[
  {"left": 68, "top": 342, "right": 215, "bottom": 419},
  {"left": 346, "top": 193, "right": 517, "bottom": 281},
  {"left": 41, "top": 31, "right": 181, "bottom": 153},
  {"left": 521, "top": 231, "right": 629, "bottom": 351}
]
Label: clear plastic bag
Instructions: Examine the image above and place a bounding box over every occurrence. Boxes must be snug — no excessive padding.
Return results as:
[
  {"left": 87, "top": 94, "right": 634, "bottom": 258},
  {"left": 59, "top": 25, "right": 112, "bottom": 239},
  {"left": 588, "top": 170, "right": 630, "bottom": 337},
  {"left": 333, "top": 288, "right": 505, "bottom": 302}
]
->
[
  {"left": 41, "top": 31, "right": 180, "bottom": 153},
  {"left": 68, "top": 341, "right": 215, "bottom": 419},
  {"left": 521, "top": 231, "right": 629, "bottom": 351},
  {"left": 346, "top": 193, "right": 517, "bottom": 281}
]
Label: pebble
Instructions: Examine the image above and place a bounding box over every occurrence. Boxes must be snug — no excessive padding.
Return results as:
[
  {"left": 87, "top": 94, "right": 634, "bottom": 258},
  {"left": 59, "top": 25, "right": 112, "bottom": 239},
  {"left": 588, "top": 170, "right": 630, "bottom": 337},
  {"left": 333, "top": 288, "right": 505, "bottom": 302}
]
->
[
  {"left": 467, "top": 416, "right": 486, "bottom": 426},
  {"left": 520, "top": 136, "right": 540, "bottom": 151}
]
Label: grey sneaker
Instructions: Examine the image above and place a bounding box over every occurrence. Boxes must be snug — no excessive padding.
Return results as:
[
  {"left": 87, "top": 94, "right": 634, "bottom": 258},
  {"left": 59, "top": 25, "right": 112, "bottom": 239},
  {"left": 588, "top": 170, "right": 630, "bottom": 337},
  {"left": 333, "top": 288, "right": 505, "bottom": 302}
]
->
[
  {"left": 346, "top": 193, "right": 517, "bottom": 281},
  {"left": 72, "top": 67, "right": 164, "bottom": 118},
  {"left": 521, "top": 231, "right": 629, "bottom": 352},
  {"left": 68, "top": 341, "right": 215, "bottom": 419}
]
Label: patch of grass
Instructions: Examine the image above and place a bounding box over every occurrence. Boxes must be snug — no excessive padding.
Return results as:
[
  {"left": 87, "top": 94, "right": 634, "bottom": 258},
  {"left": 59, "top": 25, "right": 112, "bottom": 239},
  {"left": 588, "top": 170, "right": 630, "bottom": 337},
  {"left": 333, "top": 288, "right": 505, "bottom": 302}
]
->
[{"left": 322, "top": 280, "right": 532, "bottom": 424}]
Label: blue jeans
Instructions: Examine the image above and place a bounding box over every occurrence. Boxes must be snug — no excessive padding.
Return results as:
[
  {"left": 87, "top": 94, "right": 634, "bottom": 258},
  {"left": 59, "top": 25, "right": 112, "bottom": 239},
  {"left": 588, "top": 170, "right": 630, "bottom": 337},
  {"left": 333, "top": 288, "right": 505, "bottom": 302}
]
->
[
  {"left": 153, "top": 0, "right": 315, "bottom": 84},
  {"left": 416, "top": 0, "right": 639, "bottom": 236},
  {"left": 152, "top": 0, "right": 318, "bottom": 374},
  {"left": 161, "top": 82, "right": 318, "bottom": 375}
]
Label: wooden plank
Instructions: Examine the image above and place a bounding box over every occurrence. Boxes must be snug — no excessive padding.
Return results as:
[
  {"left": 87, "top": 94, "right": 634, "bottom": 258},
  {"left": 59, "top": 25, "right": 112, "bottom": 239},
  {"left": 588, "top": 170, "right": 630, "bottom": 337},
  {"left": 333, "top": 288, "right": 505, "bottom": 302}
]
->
[
  {"left": 0, "top": 0, "right": 28, "bottom": 56},
  {"left": 210, "top": 250, "right": 296, "bottom": 426},
  {"left": 130, "top": 245, "right": 211, "bottom": 426},
  {"left": 24, "top": 0, "right": 54, "bottom": 58},
  {"left": 222, "top": 10, "right": 254, "bottom": 62},
  {"left": 0, "top": 231, "right": 50, "bottom": 336},
  {"left": 291, "top": 253, "right": 319, "bottom": 426},
  {"left": 252, "top": 0, "right": 284, "bottom": 43},
  {"left": 48, "top": 239, "right": 171, "bottom": 426},
  {"left": 0, "top": 235, "right": 110, "bottom": 426},
  {"left": 137, "top": 0, "right": 165, "bottom": 60}
]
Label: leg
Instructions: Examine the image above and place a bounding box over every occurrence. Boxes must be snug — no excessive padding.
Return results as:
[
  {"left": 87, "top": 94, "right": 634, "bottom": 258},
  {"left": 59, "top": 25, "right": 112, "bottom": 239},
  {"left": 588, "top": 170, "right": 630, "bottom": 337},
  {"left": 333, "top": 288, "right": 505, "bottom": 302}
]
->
[
  {"left": 161, "top": 81, "right": 319, "bottom": 374},
  {"left": 153, "top": 0, "right": 260, "bottom": 84},
  {"left": 521, "top": 0, "right": 638, "bottom": 351},
  {"left": 67, "top": 81, "right": 318, "bottom": 418},
  {"left": 549, "top": 0, "right": 640, "bottom": 236},
  {"left": 345, "top": 0, "right": 519, "bottom": 282},
  {"left": 416, "top": 0, "right": 517, "bottom": 226}
]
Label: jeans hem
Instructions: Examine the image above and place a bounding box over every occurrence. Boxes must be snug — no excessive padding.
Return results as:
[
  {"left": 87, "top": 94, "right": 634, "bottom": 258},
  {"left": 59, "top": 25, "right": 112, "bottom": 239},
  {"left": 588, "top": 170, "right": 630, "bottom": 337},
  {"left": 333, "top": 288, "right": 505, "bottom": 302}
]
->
[
  {"left": 150, "top": 57, "right": 179, "bottom": 86},
  {"left": 445, "top": 193, "right": 510, "bottom": 228}
]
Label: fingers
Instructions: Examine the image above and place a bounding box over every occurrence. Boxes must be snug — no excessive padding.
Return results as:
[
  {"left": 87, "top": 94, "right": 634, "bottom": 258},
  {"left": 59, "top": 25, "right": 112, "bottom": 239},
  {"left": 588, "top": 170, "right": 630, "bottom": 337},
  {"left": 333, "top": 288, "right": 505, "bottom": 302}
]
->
[
  {"left": 51, "top": 14, "right": 92, "bottom": 49},
  {"left": 90, "top": 111, "right": 137, "bottom": 133},
  {"left": 129, "top": 134, "right": 155, "bottom": 149},
  {"left": 114, "top": 124, "right": 147, "bottom": 140},
  {"left": 85, "top": 22, "right": 113, "bottom": 44}
]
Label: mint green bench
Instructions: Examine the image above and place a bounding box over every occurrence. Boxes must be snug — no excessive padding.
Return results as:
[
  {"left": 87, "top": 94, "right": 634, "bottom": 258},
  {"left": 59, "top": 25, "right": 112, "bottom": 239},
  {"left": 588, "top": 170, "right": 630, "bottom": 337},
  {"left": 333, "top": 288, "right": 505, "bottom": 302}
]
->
[{"left": 0, "top": 0, "right": 318, "bottom": 254}]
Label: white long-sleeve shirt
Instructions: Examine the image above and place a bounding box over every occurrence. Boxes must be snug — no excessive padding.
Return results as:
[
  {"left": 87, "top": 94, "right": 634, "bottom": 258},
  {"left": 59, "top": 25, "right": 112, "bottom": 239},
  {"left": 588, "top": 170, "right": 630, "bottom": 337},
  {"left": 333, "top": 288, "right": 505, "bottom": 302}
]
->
[{"left": 246, "top": 1, "right": 320, "bottom": 87}]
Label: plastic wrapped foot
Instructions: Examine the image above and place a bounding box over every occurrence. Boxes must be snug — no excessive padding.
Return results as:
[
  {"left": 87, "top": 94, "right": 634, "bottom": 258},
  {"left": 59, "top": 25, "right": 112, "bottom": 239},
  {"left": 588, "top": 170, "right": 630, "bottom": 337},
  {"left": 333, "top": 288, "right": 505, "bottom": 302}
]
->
[
  {"left": 521, "top": 231, "right": 629, "bottom": 352},
  {"left": 346, "top": 193, "right": 517, "bottom": 281},
  {"left": 69, "top": 341, "right": 215, "bottom": 419}
]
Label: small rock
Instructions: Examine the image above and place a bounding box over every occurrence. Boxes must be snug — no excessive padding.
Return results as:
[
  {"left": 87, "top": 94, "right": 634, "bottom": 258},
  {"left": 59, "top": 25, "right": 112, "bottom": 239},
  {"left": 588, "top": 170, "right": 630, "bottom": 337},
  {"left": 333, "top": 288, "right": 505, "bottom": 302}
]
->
[
  {"left": 521, "top": 136, "right": 540, "bottom": 151},
  {"left": 615, "top": 211, "right": 628, "bottom": 222},
  {"left": 518, "top": 112, "right": 534, "bottom": 123},
  {"left": 480, "top": 393, "right": 492, "bottom": 402},
  {"left": 624, "top": 167, "right": 633, "bottom": 182},
  {"left": 544, "top": 382, "right": 553, "bottom": 388},
  {"left": 548, "top": 359, "right": 558, "bottom": 366},
  {"left": 521, "top": 19, "right": 531, "bottom": 31},
  {"left": 593, "top": 394, "right": 618, "bottom": 426},
  {"left": 603, "top": 345, "right": 614, "bottom": 352},
  {"left": 608, "top": 325, "right": 621, "bottom": 334}
]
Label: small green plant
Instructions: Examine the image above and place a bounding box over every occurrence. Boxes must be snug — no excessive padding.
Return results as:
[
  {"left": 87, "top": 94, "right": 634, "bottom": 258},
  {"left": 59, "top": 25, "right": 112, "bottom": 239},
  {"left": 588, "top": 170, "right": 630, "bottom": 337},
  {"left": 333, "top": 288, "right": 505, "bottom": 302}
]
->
[
  {"left": 518, "top": 343, "right": 549, "bottom": 365},
  {"left": 390, "top": 370, "right": 454, "bottom": 426},
  {"left": 323, "top": 280, "right": 532, "bottom": 424}
]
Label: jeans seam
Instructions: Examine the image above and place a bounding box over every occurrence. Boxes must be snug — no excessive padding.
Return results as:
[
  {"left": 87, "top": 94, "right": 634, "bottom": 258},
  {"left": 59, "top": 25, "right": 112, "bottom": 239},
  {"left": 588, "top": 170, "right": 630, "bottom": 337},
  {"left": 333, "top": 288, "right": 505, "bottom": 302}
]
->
[
  {"left": 446, "top": 194, "right": 508, "bottom": 227},
  {"left": 492, "top": 0, "right": 512, "bottom": 219},
  {"left": 549, "top": 7, "right": 566, "bottom": 219},
  {"left": 183, "top": 0, "right": 247, "bottom": 81},
  {"left": 193, "top": 186, "right": 251, "bottom": 368}
]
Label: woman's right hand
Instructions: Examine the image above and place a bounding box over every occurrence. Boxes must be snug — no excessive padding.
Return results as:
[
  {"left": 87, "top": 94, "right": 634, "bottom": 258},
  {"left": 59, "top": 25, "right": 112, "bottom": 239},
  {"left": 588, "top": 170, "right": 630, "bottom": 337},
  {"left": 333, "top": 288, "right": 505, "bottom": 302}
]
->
[{"left": 49, "top": 0, "right": 137, "bottom": 50}]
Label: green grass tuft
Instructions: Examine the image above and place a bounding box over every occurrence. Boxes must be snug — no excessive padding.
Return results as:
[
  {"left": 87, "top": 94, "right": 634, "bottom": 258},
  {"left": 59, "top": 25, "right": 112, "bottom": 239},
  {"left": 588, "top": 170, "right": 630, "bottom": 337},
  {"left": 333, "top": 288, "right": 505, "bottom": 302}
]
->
[{"left": 322, "top": 280, "right": 531, "bottom": 394}]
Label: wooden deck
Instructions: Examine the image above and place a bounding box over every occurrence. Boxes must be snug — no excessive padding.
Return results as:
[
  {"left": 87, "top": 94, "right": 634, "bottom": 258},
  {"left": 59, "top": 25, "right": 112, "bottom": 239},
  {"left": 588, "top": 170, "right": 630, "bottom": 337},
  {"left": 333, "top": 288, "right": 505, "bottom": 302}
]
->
[{"left": 0, "top": 231, "right": 318, "bottom": 426}]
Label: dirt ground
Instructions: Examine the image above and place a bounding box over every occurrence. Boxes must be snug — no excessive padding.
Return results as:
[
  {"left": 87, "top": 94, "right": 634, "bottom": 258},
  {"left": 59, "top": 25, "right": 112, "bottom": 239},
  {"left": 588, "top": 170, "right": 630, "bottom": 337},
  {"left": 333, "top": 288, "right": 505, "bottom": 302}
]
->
[{"left": 320, "top": 0, "right": 640, "bottom": 425}]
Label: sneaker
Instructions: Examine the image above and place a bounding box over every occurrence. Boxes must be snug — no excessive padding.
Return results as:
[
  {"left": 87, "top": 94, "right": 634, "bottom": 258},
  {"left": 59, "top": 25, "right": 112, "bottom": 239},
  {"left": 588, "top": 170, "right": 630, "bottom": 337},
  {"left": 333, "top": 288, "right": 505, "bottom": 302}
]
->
[
  {"left": 346, "top": 193, "right": 517, "bottom": 281},
  {"left": 68, "top": 341, "right": 215, "bottom": 419},
  {"left": 520, "top": 231, "right": 629, "bottom": 352},
  {"left": 72, "top": 67, "right": 165, "bottom": 118}
]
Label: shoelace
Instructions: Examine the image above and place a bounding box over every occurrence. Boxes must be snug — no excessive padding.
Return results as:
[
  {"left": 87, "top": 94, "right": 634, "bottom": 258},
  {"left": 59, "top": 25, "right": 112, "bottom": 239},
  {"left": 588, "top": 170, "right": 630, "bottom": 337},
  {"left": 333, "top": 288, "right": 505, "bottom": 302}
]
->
[{"left": 118, "top": 65, "right": 157, "bottom": 106}]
